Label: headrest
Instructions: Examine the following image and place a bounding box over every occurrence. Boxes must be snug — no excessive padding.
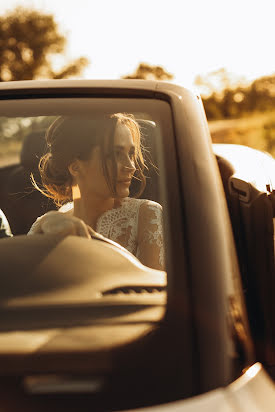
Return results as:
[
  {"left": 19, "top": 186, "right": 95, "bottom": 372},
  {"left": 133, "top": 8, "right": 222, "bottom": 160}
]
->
[
  {"left": 216, "top": 155, "right": 235, "bottom": 190},
  {"left": 20, "top": 121, "right": 156, "bottom": 172},
  {"left": 20, "top": 130, "right": 48, "bottom": 171}
]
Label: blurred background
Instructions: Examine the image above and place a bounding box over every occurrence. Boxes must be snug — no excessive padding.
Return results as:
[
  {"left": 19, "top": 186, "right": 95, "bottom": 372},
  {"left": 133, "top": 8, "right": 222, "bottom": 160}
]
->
[{"left": 1, "top": 0, "right": 275, "bottom": 155}]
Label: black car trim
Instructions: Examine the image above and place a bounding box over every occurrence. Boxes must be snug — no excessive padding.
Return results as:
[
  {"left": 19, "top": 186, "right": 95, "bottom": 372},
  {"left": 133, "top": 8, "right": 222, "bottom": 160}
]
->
[{"left": 0, "top": 87, "right": 171, "bottom": 102}]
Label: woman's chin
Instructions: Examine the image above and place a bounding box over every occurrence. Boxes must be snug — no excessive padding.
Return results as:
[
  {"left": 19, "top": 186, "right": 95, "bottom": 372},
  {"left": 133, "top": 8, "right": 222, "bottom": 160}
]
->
[{"left": 116, "top": 185, "right": 130, "bottom": 198}]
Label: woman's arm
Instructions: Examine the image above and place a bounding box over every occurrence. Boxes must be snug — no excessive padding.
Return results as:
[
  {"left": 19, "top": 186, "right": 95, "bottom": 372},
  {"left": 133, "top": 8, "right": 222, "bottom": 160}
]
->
[
  {"left": 136, "top": 201, "right": 165, "bottom": 271},
  {"left": 28, "top": 210, "right": 92, "bottom": 238}
]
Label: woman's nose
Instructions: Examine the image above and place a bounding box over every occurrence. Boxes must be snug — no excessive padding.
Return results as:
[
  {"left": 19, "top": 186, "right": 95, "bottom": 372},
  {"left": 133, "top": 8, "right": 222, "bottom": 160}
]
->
[{"left": 123, "top": 156, "right": 136, "bottom": 172}]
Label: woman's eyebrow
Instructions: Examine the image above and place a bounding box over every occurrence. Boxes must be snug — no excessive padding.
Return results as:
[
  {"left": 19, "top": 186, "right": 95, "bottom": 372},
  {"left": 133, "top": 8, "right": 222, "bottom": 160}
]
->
[{"left": 114, "top": 144, "right": 135, "bottom": 150}]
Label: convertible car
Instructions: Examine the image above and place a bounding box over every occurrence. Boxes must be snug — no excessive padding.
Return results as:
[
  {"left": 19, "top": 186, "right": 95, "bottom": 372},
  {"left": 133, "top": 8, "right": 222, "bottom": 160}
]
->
[{"left": 0, "top": 79, "right": 275, "bottom": 411}]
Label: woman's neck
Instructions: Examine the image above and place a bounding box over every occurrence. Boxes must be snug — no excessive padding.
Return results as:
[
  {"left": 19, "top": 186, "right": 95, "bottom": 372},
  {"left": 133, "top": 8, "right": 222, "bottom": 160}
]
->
[{"left": 72, "top": 191, "right": 115, "bottom": 229}]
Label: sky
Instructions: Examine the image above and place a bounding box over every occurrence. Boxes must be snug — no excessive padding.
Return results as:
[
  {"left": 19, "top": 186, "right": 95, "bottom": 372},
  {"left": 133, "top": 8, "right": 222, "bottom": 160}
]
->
[{"left": 0, "top": 0, "right": 275, "bottom": 91}]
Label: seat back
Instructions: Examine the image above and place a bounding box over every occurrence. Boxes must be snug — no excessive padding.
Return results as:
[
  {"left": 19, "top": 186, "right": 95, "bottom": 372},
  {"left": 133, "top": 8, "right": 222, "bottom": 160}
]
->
[
  {"left": 1, "top": 130, "right": 56, "bottom": 235},
  {"left": 215, "top": 145, "right": 275, "bottom": 370}
]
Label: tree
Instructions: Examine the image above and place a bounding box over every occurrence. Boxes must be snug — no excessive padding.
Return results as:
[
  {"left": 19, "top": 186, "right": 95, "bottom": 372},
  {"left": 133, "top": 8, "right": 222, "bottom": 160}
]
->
[
  {"left": 195, "top": 68, "right": 247, "bottom": 98},
  {"left": 0, "top": 7, "right": 89, "bottom": 81},
  {"left": 122, "top": 62, "right": 173, "bottom": 81}
]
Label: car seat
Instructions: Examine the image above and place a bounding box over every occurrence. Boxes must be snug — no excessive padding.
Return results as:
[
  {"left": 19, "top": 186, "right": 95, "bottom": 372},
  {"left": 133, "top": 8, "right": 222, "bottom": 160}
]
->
[
  {"left": 2, "top": 120, "right": 160, "bottom": 235},
  {"left": 1, "top": 130, "right": 56, "bottom": 235},
  {"left": 214, "top": 144, "right": 275, "bottom": 374}
]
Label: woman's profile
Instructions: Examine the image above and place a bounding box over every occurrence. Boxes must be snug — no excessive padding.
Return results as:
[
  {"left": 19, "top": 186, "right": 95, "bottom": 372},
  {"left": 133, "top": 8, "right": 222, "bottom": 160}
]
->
[{"left": 29, "top": 113, "right": 164, "bottom": 270}]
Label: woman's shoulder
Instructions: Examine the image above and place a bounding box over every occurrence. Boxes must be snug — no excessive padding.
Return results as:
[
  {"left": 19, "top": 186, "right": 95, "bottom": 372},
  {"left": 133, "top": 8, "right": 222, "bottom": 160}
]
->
[
  {"left": 131, "top": 199, "right": 163, "bottom": 227},
  {"left": 136, "top": 199, "right": 163, "bottom": 243},
  {"left": 121, "top": 197, "right": 162, "bottom": 215},
  {"left": 138, "top": 198, "right": 162, "bottom": 212},
  {"left": 125, "top": 197, "right": 162, "bottom": 208}
]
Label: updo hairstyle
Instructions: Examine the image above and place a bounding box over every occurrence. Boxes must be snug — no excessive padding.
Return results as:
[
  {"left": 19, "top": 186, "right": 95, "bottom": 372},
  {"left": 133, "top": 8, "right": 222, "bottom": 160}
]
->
[{"left": 35, "top": 113, "right": 146, "bottom": 206}]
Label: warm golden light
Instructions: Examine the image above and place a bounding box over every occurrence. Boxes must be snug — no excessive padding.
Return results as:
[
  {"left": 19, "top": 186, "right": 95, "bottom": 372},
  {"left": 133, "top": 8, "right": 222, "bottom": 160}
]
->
[{"left": 244, "top": 363, "right": 261, "bottom": 379}]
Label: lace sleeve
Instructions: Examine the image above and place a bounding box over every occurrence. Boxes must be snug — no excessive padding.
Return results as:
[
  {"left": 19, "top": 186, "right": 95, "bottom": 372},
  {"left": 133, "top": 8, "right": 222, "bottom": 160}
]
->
[
  {"left": 28, "top": 215, "right": 44, "bottom": 234},
  {"left": 28, "top": 204, "right": 73, "bottom": 235},
  {"left": 136, "top": 200, "right": 165, "bottom": 270}
]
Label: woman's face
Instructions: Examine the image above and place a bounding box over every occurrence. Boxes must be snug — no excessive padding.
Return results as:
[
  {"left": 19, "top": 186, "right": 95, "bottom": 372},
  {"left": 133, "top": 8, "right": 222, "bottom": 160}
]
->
[{"left": 70, "top": 121, "right": 136, "bottom": 200}]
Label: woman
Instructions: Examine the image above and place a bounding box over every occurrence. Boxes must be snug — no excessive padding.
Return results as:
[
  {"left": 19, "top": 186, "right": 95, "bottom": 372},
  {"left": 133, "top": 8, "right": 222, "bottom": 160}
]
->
[{"left": 29, "top": 113, "right": 164, "bottom": 270}]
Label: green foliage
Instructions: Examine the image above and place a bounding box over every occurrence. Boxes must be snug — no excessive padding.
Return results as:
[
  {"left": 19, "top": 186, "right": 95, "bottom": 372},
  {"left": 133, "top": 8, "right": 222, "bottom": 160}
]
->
[
  {"left": 0, "top": 7, "right": 89, "bottom": 81},
  {"left": 201, "top": 70, "right": 275, "bottom": 121},
  {"left": 263, "top": 120, "right": 275, "bottom": 154},
  {"left": 209, "top": 111, "right": 275, "bottom": 157},
  {"left": 199, "top": 69, "right": 275, "bottom": 157},
  {"left": 195, "top": 68, "right": 247, "bottom": 98},
  {"left": 122, "top": 63, "right": 173, "bottom": 81}
]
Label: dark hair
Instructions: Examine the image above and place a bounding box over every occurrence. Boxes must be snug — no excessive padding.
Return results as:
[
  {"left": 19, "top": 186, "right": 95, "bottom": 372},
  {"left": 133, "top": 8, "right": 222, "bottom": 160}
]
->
[{"left": 33, "top": 113, "right": 146, "bottom": 206}]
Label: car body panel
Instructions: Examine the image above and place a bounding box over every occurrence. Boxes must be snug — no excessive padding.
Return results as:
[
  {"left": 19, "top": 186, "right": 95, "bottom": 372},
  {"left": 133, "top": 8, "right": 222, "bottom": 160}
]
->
[{"left": 125, "top": 364, "right": 275, "bottom": 411}]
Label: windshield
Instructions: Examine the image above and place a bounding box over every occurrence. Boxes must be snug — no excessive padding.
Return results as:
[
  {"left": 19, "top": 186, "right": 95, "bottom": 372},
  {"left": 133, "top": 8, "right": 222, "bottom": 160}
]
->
[{"left": 0, "top": 98, "right": 170, "bottom": 242}]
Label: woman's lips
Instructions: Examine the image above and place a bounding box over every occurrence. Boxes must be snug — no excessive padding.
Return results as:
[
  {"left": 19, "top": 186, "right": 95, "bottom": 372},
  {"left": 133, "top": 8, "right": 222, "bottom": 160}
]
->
[
  {"left": 118, "top": 180, "right": 131, "bottom": 184},
  {"left": 117, "top": 178, "right": 132, "bottom": 185}
]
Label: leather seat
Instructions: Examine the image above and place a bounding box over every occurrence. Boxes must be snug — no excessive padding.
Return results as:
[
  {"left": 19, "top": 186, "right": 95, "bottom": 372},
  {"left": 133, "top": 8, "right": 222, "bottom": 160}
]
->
[
  {"left": 215, "top": 144, "right": 275, "bottom": 372},
  {"left": 2, "top": 121, "right": 160, "bottom": 235},
  {"left": 1, "top": 130, "right": 56, "bottom": 235}
]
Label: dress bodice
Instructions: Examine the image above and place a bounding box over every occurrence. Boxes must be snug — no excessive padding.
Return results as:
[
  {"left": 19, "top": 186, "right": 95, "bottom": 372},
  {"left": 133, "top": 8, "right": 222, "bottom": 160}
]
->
[
  {"left": 28, "top": 197, "right": 164, "bottom": 270},
  {"left": 95, "top": 198, "right": 164, "bottom": 268}
]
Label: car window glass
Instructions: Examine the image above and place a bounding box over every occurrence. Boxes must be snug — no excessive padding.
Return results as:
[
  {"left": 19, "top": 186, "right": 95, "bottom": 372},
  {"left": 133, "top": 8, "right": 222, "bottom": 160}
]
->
[{"left": 0, "top": 97, "right": 174, "bottom": 272}]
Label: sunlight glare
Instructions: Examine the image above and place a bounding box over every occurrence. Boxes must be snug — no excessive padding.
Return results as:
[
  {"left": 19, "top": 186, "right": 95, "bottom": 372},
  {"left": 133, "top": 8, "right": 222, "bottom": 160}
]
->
[{"left": 244, "top": 363, "right": 261, "bottom": 379}]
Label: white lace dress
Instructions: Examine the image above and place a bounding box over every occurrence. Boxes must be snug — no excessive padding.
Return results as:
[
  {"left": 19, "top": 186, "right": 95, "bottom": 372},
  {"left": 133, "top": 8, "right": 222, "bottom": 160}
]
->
[
  {"left": 29, "top": 198, "right": 164, "bottom": 270},
  {"left": 96, "top": 198, "right": 164, "bottom": 270}
]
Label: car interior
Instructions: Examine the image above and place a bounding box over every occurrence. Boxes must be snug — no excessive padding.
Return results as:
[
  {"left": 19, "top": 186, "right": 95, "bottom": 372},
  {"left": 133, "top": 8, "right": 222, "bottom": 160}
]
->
[
  {"left": 0, "top": 129, "right": 57, "bottom": 235},
  {"left": 0, "top": 118, "right": 161, "bottom": 236}
]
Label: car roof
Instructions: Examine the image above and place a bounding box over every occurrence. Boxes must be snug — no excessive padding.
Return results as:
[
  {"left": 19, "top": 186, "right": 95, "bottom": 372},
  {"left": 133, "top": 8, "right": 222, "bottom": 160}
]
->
[
  {"left": 0, "top": 79, "right": 188, "bottom": 94},
  {"left": 0, "top": 79, "right": 199, "bottom": 100}
]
